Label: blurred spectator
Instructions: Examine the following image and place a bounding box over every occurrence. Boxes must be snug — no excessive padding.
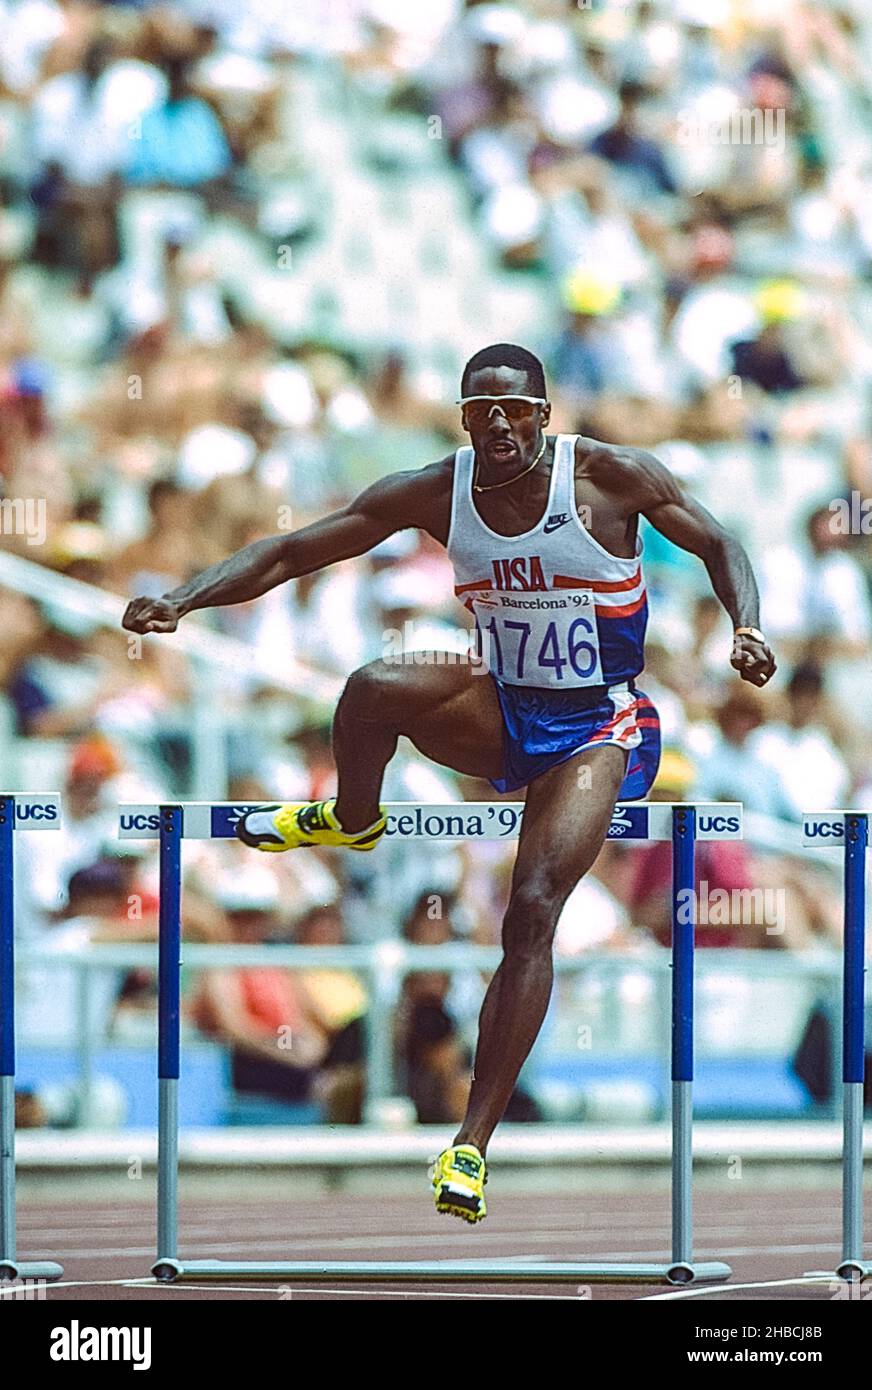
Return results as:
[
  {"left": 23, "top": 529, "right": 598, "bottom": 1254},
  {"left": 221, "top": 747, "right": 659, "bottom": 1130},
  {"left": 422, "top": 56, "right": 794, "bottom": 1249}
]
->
[
  {"left": 753, "top": 662, "right": 850, "bottom": 816},
  {"left": 554, "top": 849, "right": 632, "bottom": 954},
  {"left": 793, "top": 997, "right": 872, "bottom": 1112},
  {"left": 431, "top": 7, "right": 524, "bottom": 151},
  {"left": 759, "top": 503, "right": 872, "bottom": 658},
  {"left": 125, "top": 57, "right": 232, "bottom": 190},
  {"left": 550, "top": 271, "right": 626, "bottom": 399},
  {"left": 191, "top": 872, "right": 329, "bottom": 1107},
  {"left": 395, "top": 890, "right": 536, "bottom": 1123},
  {"left": 8, "top": 610, "right": 119, "bottom": 737},
  {"left": 30, "top": 35, "right": 158, "bottom": 282},
  {"left": 14, "top": 737, "right": 122, "bottom": 932},
  {"left": 587, "top": 81, "right": 677, "bottom": 197},
  {"left": 667, "top": 222, "right": 754, "bottom": 392},
  {"left": 681, "top": 593, "right": 735, "bottom": 714},
  {"left": 394, "top": 891, "right": 474, "bottom": 1124},
  {"left": 730, "top": 321, "right": 806, "bottom": 396},
  {"left": 691, "top": 683, "right": 795, "bottom": 819},
  {"left": 295, "top": 902, "right": 369, "bottom": 1124},
  {"left": 108, "top": 477, "right": 198, "bottom": 595},
  {"left": 0, "top": 589, "right": 42, "bottom": 684},
  {"left": 540, "top": 155, "right": 652, "bottom": 288},
  {"left": 633, "top": 733, "right": 776, "bottom": 948},
  {"left": 549, "top": 271, "right": 673, "bottom": 444},
  {"left": 16, "top": 861, "right": 131, "bottom": 1049}
]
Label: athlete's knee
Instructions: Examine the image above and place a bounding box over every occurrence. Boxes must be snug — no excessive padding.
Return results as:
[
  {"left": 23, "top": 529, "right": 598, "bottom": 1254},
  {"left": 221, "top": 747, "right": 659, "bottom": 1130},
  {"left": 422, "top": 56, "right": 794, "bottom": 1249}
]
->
[
  {"left": 337, "top": 660, "right": 405, "bottom": 724},
  {"left": 502, "top": 876, "right": 571, "bottom": 958}
]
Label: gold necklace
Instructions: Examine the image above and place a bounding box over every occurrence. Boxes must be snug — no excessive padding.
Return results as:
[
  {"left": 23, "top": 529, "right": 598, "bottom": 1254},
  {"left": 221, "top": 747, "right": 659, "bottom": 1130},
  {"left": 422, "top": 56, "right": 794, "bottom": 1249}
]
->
[{"left": 473, "top": 434, "right": 547, "bottom": 493}]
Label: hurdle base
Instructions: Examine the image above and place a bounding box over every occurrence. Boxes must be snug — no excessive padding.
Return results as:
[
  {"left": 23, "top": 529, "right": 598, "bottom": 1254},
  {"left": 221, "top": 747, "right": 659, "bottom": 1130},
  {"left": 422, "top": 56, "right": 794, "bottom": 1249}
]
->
[
  {"left": 157, "top": 1258, "right": 732, "bottom": 1286},
  {"left": 805, "top": 1262, "right": 872, "bottom": 1283},
  {"left": 0, "top": 1260, "right": 64, "bottom": 1283}
]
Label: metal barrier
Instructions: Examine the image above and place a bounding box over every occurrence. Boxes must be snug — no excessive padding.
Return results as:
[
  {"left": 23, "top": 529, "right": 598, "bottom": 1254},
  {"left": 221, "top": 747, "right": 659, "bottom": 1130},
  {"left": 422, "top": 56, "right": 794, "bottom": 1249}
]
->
[
  {"left": 802, "top": 811, "right": 871, "bottom": 1282},
  {"left": 0, "top": 795, "right": 64, "bottom": 1283},
  {"left": 121, "top": 799, "right": 743, "bottom": 1286}
]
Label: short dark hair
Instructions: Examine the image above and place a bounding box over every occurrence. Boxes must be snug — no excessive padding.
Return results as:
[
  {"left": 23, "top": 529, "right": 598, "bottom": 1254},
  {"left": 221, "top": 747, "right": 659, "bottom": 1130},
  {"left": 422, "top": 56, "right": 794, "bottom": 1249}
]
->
[{"left": 461, "top": 343, "right": 547, "bottom": 399}]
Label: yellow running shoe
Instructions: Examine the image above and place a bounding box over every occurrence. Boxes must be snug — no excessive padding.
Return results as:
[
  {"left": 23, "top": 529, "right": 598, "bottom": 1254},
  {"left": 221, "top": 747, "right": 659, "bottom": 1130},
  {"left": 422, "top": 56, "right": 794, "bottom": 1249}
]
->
[
  {"left": 234, "top": 799, "right": 387, "bottom": 853},
  {"left": 430, "top": 1144, "right": 487, "bottom": 1224}
]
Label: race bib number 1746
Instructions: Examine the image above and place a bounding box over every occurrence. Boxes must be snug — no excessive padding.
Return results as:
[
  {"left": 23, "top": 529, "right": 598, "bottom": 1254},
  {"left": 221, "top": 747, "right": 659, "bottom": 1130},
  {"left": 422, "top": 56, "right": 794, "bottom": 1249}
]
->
[{"left": 471, "top": 589, "right": 603, "bottom": 688}]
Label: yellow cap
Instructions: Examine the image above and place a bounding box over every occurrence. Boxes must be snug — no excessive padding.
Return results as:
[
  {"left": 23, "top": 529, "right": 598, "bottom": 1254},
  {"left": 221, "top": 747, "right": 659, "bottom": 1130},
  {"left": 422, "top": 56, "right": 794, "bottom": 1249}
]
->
[
  {"left": 652, "top": 748, "right": 696, "bottom": 796},
  {"left": 562, "top": 270, "right": 622, "bottom": 317},
  {"left": 755, "top": 278, "right": 805, "bottom": 324},
  {"left": 50, "top": 522, "right": 108, "bottom": 566}
]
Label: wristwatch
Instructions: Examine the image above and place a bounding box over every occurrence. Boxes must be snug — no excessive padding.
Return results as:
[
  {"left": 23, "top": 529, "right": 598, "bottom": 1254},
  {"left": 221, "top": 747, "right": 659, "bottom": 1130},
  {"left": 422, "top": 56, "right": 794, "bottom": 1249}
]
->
[{"left": 734, "top": 626, "right": 766, "bottom": 644}]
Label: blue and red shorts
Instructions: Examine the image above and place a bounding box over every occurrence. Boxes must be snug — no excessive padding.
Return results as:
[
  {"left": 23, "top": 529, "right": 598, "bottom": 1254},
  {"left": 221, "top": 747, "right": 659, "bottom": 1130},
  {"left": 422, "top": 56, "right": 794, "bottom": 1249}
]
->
[{"left": 488, "top": 676, "right": 661, "bottom": 798}]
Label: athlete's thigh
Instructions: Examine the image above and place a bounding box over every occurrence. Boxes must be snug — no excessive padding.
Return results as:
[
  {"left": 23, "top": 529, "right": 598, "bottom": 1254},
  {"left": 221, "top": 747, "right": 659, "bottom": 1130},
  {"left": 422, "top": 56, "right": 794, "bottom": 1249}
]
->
[
  {"left": 392, "top": 655, "right": 505, "bottom": 781},
  {"left": 510, "top": 744, "right": 628, "bottom": 899}
]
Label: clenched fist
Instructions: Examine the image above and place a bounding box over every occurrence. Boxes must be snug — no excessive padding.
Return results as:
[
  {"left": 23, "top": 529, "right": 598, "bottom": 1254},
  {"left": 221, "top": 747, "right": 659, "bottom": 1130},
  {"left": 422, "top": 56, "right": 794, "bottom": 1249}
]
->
[
  {"left": 122, "top": 596, "right": 182, "bottom": 635},
  {"left": 730, "top": 632, "right": 776, "bottom": 688}
]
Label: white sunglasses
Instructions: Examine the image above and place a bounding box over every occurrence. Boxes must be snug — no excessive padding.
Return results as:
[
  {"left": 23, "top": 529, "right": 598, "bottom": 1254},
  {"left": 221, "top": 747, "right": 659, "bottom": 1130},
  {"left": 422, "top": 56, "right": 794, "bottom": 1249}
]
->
[
  {"left": 457, "top": 395, "right": 547, "bottom": 421},
  {"left": 456, "top": 395, "right": 547, "bottom": 406}
]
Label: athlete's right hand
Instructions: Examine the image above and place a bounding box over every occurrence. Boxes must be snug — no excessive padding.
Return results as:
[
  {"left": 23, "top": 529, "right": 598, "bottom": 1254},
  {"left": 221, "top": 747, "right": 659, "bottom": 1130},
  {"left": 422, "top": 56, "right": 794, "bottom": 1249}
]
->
[{"left": 121, "top": 596, "right": 182, "bottom": 635}]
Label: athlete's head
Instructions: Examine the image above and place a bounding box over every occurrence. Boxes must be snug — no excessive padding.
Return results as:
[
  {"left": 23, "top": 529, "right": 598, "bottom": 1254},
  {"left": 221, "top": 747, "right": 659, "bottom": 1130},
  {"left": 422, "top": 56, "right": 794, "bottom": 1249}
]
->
[{"left": 459, "top": 343, "right": 551, "bottom": 468}]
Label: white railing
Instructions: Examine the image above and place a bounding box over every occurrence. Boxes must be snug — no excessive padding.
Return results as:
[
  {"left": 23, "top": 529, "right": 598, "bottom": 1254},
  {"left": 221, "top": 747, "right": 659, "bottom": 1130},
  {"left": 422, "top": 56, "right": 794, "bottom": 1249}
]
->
[{"left": 15, "top": 942, "right": 847, "bottom": 1126}]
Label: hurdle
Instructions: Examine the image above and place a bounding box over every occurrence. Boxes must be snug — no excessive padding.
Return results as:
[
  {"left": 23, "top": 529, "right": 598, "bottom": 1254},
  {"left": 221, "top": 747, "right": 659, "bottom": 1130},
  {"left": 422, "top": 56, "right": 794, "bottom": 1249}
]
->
[
  {"left": 118, "top": 798, "right": 740, "bottom": 1286},
  {"left": 0, "top": 794, "right": 64, "bottom": 1283},
  {"left": 802, "top": 811, "right": 871, "bottom": 1282}
]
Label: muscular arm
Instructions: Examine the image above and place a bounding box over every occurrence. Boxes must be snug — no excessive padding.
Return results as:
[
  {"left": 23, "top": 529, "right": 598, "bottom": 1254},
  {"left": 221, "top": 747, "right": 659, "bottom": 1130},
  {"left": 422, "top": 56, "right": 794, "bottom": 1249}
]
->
[
  {"left": 122, "top": 460, "right": 451, "bottom": 634},
  {"left": 600, "top": 447, "right": 776, "bottom": 687}
]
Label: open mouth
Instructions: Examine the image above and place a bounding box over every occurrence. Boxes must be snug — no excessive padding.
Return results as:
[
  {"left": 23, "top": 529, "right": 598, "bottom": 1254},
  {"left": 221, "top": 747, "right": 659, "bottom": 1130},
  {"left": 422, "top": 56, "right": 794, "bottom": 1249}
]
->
[{"left": 487, "top": 439, "right": 517, "bottom": 458}]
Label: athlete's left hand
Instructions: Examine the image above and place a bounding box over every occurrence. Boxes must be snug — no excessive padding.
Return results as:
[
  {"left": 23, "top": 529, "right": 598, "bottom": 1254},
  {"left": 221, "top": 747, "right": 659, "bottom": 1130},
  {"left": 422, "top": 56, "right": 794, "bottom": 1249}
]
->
[{"left": 730, "top": 634, "right": 776, "bottom": 687}]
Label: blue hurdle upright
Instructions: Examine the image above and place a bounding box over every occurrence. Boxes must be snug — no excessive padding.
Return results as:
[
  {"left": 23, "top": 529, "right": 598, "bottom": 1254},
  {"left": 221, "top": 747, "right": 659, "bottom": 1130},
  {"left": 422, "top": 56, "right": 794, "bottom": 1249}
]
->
[
  {"left": 802, "top": 811, "right": 871, "bottom": 1282},
  {"left": 0, "top": 794, "right": 64, "bottom": 1283},
  {"left": 118, "top": 799, "right": 740, "bottom": 1286}
]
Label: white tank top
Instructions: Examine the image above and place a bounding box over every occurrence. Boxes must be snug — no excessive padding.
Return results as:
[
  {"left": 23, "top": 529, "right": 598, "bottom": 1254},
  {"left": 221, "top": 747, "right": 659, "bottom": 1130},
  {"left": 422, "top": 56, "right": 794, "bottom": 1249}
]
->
[{"left": 447, "top": 433, "right": 648, "bottom": 690}]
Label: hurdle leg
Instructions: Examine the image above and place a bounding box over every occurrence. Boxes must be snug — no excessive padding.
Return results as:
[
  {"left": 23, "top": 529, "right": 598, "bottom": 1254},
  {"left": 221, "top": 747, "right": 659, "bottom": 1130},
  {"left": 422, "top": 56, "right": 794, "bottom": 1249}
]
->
[
  {"left": 838, "top": 814, "right": 870, "bottom": 1281},
  {"left": 1, "top": 1074, "right": 17, "bottom": 1277},
  {"left": 152, "top": 806, "right": 183, "bottom": 1282},
  {"left": 0, "top": 796, "right": 63, "bottom": 1282},
  {"left": 667, "top": 805, "right": 731, "bottom": 1286},
  {"left": 670, "top": 806, "right": 694, "bottom": 1278},
  {"left": 803, "top": 811, "right": 871, "bottom": 1282}
]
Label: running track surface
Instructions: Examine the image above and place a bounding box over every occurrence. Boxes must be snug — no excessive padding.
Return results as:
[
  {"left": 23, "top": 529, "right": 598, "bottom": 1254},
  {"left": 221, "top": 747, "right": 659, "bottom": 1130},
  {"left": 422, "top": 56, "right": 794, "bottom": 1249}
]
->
[{"left": 10, "top": 1188, "right": 871, "bottom": 1301}]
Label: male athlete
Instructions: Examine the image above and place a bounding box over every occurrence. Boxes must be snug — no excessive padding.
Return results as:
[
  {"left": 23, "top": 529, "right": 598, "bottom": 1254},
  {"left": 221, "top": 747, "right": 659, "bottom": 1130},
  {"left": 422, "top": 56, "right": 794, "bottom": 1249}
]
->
[{"left": 123, "top": 343, "right": 776, "bottom": 1225}]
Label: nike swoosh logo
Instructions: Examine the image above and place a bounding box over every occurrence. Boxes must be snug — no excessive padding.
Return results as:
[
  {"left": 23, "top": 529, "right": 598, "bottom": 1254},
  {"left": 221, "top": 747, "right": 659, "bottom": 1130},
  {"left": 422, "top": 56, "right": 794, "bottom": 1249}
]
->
[{"left": 544, "top": 515, "right": 570, "bottom": 533}]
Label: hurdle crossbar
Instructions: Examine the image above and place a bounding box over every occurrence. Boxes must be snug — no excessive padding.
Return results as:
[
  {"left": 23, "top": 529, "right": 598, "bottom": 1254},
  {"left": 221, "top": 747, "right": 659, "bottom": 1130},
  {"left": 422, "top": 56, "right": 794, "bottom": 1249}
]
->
[
  {"left": 0, "top": 795, "right": 64, "bottom": 1283},
  {"left": 802, "top": 811, "right": 871, "bottom": 1282},
  {"left": 120, "top": 800, "right": 740, "bottom": 1287}
]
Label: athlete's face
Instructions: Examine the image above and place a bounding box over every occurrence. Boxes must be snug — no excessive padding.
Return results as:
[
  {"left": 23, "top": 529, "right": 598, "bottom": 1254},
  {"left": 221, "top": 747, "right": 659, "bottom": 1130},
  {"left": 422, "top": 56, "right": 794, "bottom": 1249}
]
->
[{"left": 460, "top": 367, "right": 551, "bottom": 468}]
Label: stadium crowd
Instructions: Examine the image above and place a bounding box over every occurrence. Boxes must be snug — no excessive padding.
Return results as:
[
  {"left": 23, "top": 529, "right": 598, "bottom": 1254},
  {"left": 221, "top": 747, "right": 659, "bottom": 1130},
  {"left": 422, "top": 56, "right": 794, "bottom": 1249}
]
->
[{"left": 1, "top": 0, "right": 871, "bottom": 1123}]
